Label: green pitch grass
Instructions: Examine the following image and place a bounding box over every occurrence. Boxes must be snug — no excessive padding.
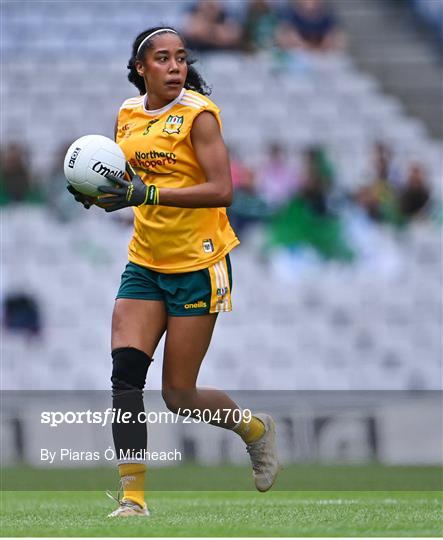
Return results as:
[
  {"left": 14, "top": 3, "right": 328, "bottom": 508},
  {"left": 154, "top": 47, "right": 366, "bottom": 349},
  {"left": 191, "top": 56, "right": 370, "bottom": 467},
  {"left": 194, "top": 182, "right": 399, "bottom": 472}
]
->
[
  {"left": 1, "top": 465, "right": 442, "bottom": 537},
  {"left": 1, "top": 490, "right": 441, "bottom": 537}
]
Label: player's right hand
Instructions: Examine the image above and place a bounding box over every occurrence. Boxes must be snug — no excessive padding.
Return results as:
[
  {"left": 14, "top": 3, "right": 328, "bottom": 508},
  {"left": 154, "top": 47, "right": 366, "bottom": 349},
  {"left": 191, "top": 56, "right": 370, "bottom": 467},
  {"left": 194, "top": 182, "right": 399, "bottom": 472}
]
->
[{"left": 66, "top": 184, "right": 96, "bottom": 209}]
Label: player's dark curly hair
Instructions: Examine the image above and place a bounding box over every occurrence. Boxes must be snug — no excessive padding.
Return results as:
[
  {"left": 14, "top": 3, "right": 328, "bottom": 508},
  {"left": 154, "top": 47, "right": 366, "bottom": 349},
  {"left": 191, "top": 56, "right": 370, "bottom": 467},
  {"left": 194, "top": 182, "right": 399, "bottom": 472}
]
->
[{"left": 127, "top": 26, "right": 211, "bottom": 96}]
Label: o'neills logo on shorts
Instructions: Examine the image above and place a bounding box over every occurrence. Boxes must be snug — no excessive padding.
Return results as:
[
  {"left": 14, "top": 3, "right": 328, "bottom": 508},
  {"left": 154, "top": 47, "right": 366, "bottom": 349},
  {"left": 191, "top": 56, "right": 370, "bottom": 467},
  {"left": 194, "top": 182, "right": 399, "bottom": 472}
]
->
[{"left": 184, "top": 301, "right": 207, "bottom": 309}]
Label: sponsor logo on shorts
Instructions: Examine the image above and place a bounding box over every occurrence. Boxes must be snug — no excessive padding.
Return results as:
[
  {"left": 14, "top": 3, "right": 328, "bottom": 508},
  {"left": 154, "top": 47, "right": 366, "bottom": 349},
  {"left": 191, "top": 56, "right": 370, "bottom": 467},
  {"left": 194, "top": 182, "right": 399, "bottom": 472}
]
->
[
  {"left": 184, "top": 301, "right": 207, "bottom": 309},
  {"left": 68, "top": 147, "right": 81, "bottom": 168},
  {"left": 217, "top": 287, "right": 229, "bottom": 297}
]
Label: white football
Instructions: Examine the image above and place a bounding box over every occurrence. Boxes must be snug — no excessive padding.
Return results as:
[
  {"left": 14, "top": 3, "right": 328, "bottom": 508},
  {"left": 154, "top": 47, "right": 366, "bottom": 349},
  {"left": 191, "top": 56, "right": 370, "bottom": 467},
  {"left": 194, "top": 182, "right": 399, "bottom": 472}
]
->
[{"left": 64, "top": 134, "right": 126, "bottom": 196}]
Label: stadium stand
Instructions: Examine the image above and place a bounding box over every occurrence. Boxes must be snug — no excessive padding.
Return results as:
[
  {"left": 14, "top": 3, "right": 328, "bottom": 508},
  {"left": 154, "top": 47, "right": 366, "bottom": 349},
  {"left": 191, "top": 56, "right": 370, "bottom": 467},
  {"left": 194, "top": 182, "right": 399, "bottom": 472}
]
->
[
  {"left": 333, "top": 0, "right": 443, "bottom": 138},
  {"left": 2, "top": 202, "right": 440, "bottom": 391},
  {"left": 1, "top": 1, "right": 441, "bottom": 391},
  {"left": 412, "top": 0, "right": 443, "bottom": 39}
]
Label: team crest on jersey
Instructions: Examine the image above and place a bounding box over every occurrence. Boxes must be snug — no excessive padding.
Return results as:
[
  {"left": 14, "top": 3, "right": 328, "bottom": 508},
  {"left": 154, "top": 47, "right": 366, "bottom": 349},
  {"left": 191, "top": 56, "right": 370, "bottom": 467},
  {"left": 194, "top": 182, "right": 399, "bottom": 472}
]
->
[{"left": 163, "top": 115, "right": 184, "bottom": 134}]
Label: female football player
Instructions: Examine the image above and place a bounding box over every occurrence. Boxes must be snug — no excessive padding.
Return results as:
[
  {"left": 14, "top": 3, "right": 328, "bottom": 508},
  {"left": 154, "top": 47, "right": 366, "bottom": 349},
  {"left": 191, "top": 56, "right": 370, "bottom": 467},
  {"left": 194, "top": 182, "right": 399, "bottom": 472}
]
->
[{"left": 68, "top": 26, "right": 279, "bottom": 517}]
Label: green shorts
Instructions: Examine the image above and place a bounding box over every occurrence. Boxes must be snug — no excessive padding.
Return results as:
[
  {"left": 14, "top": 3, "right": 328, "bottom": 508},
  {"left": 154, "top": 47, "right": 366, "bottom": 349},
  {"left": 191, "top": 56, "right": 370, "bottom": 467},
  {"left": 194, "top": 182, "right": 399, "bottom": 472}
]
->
[{"left": 116, "top": 255, "right": 233, "bottom": 316}]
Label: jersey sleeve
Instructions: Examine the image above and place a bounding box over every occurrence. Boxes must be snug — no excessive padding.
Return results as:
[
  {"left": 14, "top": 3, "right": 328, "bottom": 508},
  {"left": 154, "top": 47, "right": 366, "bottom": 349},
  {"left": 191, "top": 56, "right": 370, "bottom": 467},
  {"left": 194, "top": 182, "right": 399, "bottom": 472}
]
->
[
  {"left": 180, "top": 90, "right": 223, "bottom": 132},
  {"left": 199, "top": 98, "right": 222, "bottom": 131}
]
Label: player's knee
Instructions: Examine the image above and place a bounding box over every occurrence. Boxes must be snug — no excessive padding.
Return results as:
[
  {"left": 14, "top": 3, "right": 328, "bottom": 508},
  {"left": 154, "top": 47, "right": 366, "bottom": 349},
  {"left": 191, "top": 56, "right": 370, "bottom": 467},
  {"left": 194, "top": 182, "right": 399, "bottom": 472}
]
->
[
  {"left": 162, "top": 385, "right": 195, "bottom": 413},
  {"left": 111, "top": 347, "right": 152, "bottom": 392}
]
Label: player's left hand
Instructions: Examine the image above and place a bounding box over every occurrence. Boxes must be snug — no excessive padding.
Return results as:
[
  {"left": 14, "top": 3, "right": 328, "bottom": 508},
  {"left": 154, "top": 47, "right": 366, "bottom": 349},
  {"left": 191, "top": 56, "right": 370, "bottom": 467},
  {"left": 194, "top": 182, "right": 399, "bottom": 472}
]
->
[
  {"left": 66, "top": 184, "right": 96, "bottom": 209},
  {"left": 97, "top": 162, "right": 159, "bottom": 212}
]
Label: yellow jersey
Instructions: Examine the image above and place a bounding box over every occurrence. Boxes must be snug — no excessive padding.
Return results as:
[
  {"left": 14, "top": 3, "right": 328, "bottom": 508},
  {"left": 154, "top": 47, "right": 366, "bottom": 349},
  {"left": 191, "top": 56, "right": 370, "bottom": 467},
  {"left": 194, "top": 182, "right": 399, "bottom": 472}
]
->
[{"left": 116, "top": 88, "right": 239, "bottom": 273}]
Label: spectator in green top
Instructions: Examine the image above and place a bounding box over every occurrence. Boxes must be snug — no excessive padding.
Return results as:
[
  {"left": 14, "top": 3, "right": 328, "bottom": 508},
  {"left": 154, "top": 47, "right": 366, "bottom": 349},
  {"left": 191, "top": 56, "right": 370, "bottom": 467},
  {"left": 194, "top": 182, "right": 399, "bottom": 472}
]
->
[
  {"left": 242, "top": 0, "right": 280, "bottom": 52},
  {"left": 266, "top": 146, "right": 353, "bottom": 261}
]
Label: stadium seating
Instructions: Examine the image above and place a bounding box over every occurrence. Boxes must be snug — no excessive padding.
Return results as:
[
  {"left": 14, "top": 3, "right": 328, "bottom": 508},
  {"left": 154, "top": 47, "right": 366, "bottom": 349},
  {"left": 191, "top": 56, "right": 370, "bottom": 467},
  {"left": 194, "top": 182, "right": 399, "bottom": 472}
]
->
[{"left": 1, "top": 203, "right": 440, "bottom": 391}]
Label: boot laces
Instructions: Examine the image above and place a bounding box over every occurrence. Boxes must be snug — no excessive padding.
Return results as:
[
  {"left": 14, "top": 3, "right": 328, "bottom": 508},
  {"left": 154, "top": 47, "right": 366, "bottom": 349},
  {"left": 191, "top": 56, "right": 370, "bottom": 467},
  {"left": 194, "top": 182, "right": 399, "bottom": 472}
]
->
[
  {"left": 246, "top": 439, "right": 267, "bottom": 472},
  {"left": 106, "top": 480, "right": 123, "bottom": 505}
]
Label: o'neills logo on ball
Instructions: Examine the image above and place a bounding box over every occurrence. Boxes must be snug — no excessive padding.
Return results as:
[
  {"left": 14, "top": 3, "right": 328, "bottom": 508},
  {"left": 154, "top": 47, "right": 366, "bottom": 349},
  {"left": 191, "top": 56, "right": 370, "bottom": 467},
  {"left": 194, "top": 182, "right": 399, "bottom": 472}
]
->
[
  {"left": 92, "top": 161, "right": 125, "bottom": 179},
  {"left": 68, "top": 147, "right": 81, "bottom": 168}
]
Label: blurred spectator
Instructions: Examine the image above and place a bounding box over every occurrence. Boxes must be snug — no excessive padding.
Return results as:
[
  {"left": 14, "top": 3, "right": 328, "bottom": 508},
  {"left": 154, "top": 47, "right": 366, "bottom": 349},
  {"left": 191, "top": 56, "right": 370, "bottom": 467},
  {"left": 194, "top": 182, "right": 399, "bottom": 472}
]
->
[
  {"left": 242, "top": 0, "right": 279, "bottom": 51},
  {"left": 228, "top": 153, "right": 270, "bottom": 238},
  {"left": 412, "top": 0, "right": 443, "bottom": 41},
  {"left": 298, "top": 145, "right": 335, "bottom": 215},
  {"left": 354, "top": 142, "right": 400, "bottom": 224},
  {"left": 266, "top": 146, "right": 353, "bottom": 261},
  {"left": 255, "top": 142, "right": 300, "bottom": 208},
  {"left": 354, "top": 178, "right": 400, "bottom": 224},
  {"left": 230, "top": 150, "right": 255, "bottom": 190},
  {"left": 355, "top": 143, "right": 431, "bottom": 226},
  {"left": 182, "top": 0, "right": 242, "bottom": 52},
  {"left": 276, "top": 0, "right": 345, "bottom": 52},
  {"left": 398, "top": 161, "right": 431, "bottom": 219},
  {"left": 0, "top": 143, "right": 43, "bottom": 204},
  {"left": 371, "top": 141, "right": 400, "bottom": 186},
  {"left": 3, "top": 292, "right": 42, "bottom": 338}
]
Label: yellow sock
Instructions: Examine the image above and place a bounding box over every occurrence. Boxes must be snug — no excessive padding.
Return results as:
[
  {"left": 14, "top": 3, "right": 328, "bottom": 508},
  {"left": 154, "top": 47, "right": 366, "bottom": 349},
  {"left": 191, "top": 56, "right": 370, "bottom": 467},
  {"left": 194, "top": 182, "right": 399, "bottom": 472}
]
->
[
  {"left": 233, "top": 414, "right": 265, "bottom": 444},
  {"left": 118, "top": 463, "right": 146, "bottom": 508}
]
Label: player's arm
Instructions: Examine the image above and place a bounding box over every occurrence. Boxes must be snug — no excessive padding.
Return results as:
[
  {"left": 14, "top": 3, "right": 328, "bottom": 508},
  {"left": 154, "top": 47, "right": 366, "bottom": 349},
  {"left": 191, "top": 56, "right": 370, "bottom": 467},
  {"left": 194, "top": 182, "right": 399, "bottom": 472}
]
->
[
  {"left": 98, "top": 112, "right": 233, "bottom": 212},
  {"left": 159, "top": 111, "right": 233, "bottom": 208}
]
